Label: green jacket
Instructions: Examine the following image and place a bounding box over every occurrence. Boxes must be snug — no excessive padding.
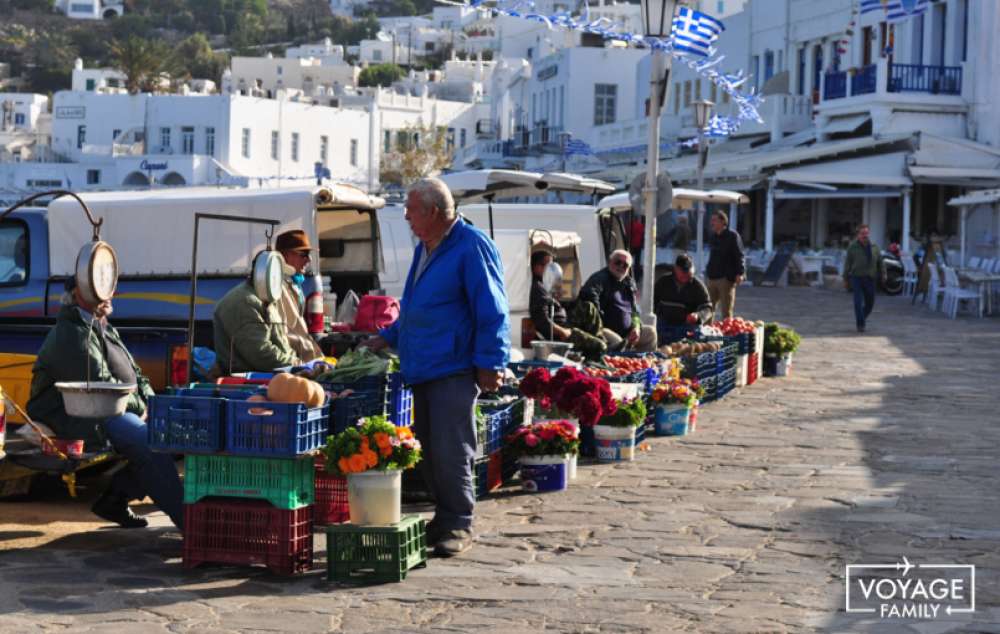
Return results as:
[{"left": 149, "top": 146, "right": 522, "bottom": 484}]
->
[
  {"left": 843, "top": 239, "right": 883, "bottom": 279},
  {"left": 27, "top": 304, "right": 154, "bottom": 446},
  {"left": 213, "top": 280, "right": 299, "bottom": 374}
]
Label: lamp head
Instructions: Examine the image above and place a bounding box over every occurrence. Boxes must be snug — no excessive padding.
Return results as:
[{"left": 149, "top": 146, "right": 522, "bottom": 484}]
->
[
  {"left": 641, "top": 0, "right": 679, "bottom": 38},
  {"left": 693, "top": 99, "right": 715, "bottom": 129}
]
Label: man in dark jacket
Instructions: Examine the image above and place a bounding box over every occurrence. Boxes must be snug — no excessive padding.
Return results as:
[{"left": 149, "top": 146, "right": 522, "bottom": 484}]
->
[
  {"left": 27, "top": 281, "right": 183, "bottom": 529},
  {"left": 842, "top": 223, "right": 883, "bottom": 332},
  {"left": 654, "top": 254, "right": 714, "bottom": 327},
  {"left": 528, "top": 250, "right": 606, "bottom": 359},
  {"left": 705, "top": 211, "right": 746, "bottom": 320},
  {"left": 367, "top": 177, "right": 510, "bottom": 557},
  {"left": 578, "top": 250, "right": 656, "bottom": 352}
]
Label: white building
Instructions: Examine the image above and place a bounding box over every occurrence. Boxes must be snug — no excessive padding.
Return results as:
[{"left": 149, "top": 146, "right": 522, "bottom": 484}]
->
[
  {"left": 285, "top": 38, "right": 347, "bottom": 64},
  {"left": 0, "top": 90, "right": 376, "bottom": 196},
  {"left": 0, "top": 94, "right": 49, "bottom": 133},
  {"left": 70, "top": 59, "right": 127, "bottom": 93},
  {"left": 54, "top": 0, "right": 124, "bottom": 20},
  {"left": 226, "top": 53, "right": 359, "bottom": 98}
]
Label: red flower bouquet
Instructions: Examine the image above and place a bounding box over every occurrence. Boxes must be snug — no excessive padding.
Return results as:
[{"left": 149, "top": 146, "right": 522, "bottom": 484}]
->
[
  {"left": 506, "top": 420, "right": 580, "bottom": 458},
  {"left": 519, "top": 367, "right": 616, "bottom": 427}
]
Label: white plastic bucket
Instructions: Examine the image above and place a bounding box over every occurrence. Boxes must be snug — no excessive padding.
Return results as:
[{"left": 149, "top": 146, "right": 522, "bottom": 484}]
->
[
  {"left": 593, "top": 425, "right": 636, "bottom": 462},
  {"left": 346, "top": 469, "right": 402, "bottom": 526},
  {"left": 519, "top": 455, "right": 568, "bottom": 492},
  {"left": 735, "top": 354, "right": 749, "bottom": 387},
  {"left": 775, "top": 353, "right": 793, "bottom": 377},
  {"left": 654, "top": 404, "right": 691, "bottom": 436}
]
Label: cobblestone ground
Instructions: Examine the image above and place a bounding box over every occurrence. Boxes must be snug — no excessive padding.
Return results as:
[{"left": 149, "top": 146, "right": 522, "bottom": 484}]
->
[{"left": 2, "top": 286, "right": 1000, "bottom": 633}]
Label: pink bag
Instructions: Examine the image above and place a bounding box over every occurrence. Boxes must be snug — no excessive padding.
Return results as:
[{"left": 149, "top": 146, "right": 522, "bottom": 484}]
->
[{"left": 353, "top": 296, "right": 400, "bottom": 332}]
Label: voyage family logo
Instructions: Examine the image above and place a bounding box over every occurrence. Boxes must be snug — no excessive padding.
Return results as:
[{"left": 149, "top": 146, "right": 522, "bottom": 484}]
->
[{"left": 845, "top": 557, "right": 975, "bottom": 619}]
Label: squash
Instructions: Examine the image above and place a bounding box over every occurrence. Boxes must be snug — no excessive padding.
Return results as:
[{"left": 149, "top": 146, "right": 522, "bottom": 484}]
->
[{"left": 267, "top": 372, "right": 325, "bottom": 408}]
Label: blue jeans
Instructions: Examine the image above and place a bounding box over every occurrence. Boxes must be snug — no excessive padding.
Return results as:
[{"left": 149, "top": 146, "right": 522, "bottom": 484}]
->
[
  {"left": 411, "top": 373, "right": 480, "bottom": 531},
  {"left": 851, "top": 275, "right": 876, "bottom": 328},
  {"left": 101, "top": 413, "right": 184, "bottom": 529}
]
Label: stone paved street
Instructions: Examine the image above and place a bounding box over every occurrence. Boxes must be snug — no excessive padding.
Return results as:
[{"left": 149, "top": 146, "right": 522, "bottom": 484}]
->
[{"left": 2, "top": 286, "right": 999, "bottom": 633}]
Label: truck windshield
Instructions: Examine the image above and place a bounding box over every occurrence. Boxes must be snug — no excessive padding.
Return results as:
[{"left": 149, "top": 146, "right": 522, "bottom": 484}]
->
[{"left": 0, "top": 222, "right": 27, "bottom": 286}]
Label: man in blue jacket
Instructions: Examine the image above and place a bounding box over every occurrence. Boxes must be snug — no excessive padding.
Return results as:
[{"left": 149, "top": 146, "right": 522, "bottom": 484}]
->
[{"left": 367, "top": 177, "right": 510, "bottom": 557}]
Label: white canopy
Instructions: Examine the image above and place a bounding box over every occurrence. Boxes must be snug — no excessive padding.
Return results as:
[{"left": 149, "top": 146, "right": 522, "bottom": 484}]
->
[
  {"left": 948, "top": 189, "right": 1000, "bottom": 207},
  {"left": 538, "top": 172, "right": 615, "bottom": 195},
  {"left": 440, "top": 169, "right": 615, "bottom": 203},
  {"left": 776, "top": 152, "right": 911, "bottom": 188},
  {"left": 597, "top": 188, "right": 749, "bottom": 212}
]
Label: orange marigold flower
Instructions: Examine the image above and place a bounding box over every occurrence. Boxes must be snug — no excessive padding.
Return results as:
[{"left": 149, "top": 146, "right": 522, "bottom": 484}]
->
[
  {"left": 338, "top": 457, "right": 351, "bottom": 473},
  {"left": 379, "top": 444, "right": 392, "bottom": 457},
  {"left": 374, "top": 432, "right": 391, "bottom": 449},
  {"left": 396, "top": 427, "right": 413, "bottom": 439},
  {"left": 364, "top": 449, "right": 378, "bottom": 467},
  {"left": 348, "top": 454, "right": 367, "bottom": 473}
]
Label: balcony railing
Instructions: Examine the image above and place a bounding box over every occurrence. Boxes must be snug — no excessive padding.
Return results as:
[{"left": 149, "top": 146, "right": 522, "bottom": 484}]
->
[
  {"left": 824, "top": 71, "right": 847, "bottom": 100},
  {"left": 888, "top": 63, "right": 962, "bottom": 95},
  {"left": 507, "top": 125, "right": 564, "bottom": 156},
  {"left": 850, "top": 64, "right": 877, "bottom": 96}
]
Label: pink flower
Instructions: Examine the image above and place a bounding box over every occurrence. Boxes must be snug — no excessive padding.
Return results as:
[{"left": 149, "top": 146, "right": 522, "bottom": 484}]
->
[{"left": 524, "top": 433, "right": 539, "bottom": 447}]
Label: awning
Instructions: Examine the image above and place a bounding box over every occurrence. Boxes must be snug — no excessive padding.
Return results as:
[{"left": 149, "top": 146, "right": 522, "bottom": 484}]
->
[
  {"left": 909, "top": 166, "right": 1000, "bottom": 187},
  {"left": 538, "top": 172, "right": 616, "bottom": 195},
  {"left": 824, "top": 115, "right": 870, "bottom": 136},
  {"left": 439, "top": 169, "right": 547, "bottom": 202},
  {"left": 596, "top": 188, "right": 749, "bottom": 212},
  {"left": 948, "top": 189, "right": 1000, "bottom": 206},
  {"left": 775, "top": 152, "right": 911, "bottom": 187}
]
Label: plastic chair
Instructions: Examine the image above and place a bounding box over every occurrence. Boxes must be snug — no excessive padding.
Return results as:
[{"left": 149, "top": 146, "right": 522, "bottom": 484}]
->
[
  {"left": 926, "top": 263, "right": 945, "bottom": 312},
  {"left": 981, "top": 257, "right": 996, "bottom": 272},
  {"left": 901, "top": 256, "right": 918, "bottom": 296},
  {"left": 969, "top": 256, "right": 982, "bottom": 269},
  {"left": 942, "top": 266, "right": 983, "bottom": 319}
]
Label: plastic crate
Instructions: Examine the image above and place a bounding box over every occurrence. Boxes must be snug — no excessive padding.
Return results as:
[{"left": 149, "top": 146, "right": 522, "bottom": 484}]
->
[
  {"left": 224, "top": 400, "right": 329, "bottom": 458},
  {"left": 183, "top": 454, "right": 314, "bottom": 510},
  {"left": 747, "top": 353, "right": 760, "bottom": 385},
  {"left": 147, "top": 394, "right": 226, "bottom": 453},
  {"left": 387, "top": 373, "right": 412, "bottom": 428},
  {"left": 476, "top": 400, "right": 515, "bottom": 456},
  {"left": 508, "top": 359, "right": 563, "bottom": 377},
  {"left": 183, "top": 497, "right": 313, "bottom": 576},
  {"left": 171, "top": 385, "right": 265, "bottom": 399},
  {"left": 684, "top": 350, "right": 718, "bottom": 378},
  {"left": 217, "top": 377, "right": 270, "bottom": 386},
  {"left": 326, "top": 514, "right": 427, "bottom": 584},
  {"left": 329, "top": 392, "right": 386, "bottom": 435},
  {"left": 700, "top": 374, "right": 718, "bottom": 403},
  {"left": 314, "top": 460, "right": 349, "bottom": 526},
  {"left": 735, "top": 333, "right": 751, "bottom": 355},
  {"left": 474, "top": 449, "right": 517, "bottom": 499}
]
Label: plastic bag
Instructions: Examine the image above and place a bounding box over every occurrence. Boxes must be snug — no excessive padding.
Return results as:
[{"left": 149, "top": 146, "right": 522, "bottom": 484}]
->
[
  {"left": 16, "top": 421, "right": 56, "bottom": 447},
  {"left": 336, "top": 290, "right": 360, "bottom": 325}
]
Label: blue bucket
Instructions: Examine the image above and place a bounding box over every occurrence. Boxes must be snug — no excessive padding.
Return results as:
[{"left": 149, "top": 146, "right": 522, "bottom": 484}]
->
[
  {"left": 593, "top": 426, "right": 636, "bottom": 462},
  {"left": 519, "top": 457, "right": 568, "bottom": 492},
  {"left": 654, "top": 404, "right": 691, "bottom": 436}
]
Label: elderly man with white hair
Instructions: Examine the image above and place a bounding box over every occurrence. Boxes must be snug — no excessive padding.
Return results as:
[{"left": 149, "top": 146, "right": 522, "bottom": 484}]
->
[
  {"left": 365, "top": 177, "right": 510, "bottom": 557},
  {"left": 577, "top": 249, "right": 657, "bottom": 352}
]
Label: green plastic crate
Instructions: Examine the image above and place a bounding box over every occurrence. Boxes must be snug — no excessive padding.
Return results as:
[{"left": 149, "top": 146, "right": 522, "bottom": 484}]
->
[
  {"left": 183, "top": 454, "right": 314, "bottom": 510},
  {"left": 325, "top": 515, "right": 427, "bottom": 584}
]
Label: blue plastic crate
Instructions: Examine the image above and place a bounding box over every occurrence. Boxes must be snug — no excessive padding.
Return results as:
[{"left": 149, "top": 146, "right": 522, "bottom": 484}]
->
[
  {"left": 225, "top": 400, "right": 329, "bottom": 458},
  {"left": 735, "top": 333, "right": 751, "bottom": 355},
  {"left": 322, "top": 374, "right": 387, "bottom": 396},
  {"left": 148, "top": 394, "right": 226, "bottom": 453},
  {"left": 329, "top": 392, "right": 386, "bottom": 435},
  {"left": 388, "top": 372, "right": 412, "bottom": 428},
  {"left": 700, "top": 374, "right": 718, "bottom": 403},
  {"left": 508, "top": 359, "right": 563, "bottom": 377},
  {"left": 171, "top": 385, "right": 265, "bottom": 399},
  {"left": 477, "top": 400, "right": 515, "bottom": 456}
]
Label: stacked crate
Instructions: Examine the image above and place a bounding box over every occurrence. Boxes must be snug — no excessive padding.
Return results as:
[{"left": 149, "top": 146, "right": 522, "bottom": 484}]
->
[
  {"left": 148, "top": 383, "right": 328, "bottom": 576},
  {"left": 474, "top": 397, "right": 524, "bottom": 498}
]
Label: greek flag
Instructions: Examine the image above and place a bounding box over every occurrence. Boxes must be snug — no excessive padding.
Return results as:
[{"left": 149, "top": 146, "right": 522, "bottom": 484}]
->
[
  {"left": 564, "top": 138, "right": 594, "bottom": 156},
  {"left": 885, "top": 0, "right": 929, "bottom": 22},
  {"left": 670, "top": 7, "right": 724, "bottom": 59},
  {"left": 859, "top": 0, "right": 888, "bottom": 14}
]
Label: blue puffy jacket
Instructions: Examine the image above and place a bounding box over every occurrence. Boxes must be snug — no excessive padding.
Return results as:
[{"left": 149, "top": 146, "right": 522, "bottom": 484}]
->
[{"left": 380, "top": 220, "right": 510, "bottom": 385}]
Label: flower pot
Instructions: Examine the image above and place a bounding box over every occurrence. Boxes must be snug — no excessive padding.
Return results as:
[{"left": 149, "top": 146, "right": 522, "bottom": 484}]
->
[
  {"left": 764, "top": 353, "right": 793, "bottom": 377},
  {"left": 735, "top": 353, "right": 749, "bottom": 388},
  {"left": 565, "top": 453, "right": 578, "bottom": 480},
  {"left": 592, "top": 425, "right": 636, "bottom": 462},
  {"left": 654, "top": 403, "right": 691, "bottom": 436},
  {"left": 519, "top": 455, "right": 568, "bottom": 492},
  {"left": 346, "top": 469, "right": 402, "bottom": 526}
]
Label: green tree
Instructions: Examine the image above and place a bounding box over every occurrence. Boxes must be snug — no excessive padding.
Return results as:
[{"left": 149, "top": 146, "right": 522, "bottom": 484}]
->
[
  {"left": 108, "top": 36, "right": 178, "bottom": 93},
  {"left": 174, "top": 33, "right": 227, "bottom": 83},
  {"left": 359, "top": 63, "right": 405, "bottom": 88},
  {"left": 229, "top": 12, "right": 264, "bottom": 54}
]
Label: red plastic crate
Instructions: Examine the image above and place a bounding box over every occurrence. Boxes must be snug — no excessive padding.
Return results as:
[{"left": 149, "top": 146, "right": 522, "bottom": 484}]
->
[
  {"left": 217, "top": 377, "right": 271, "bottom": 386},
  {"left": 182, "top": 498, "right": 313, "bottom": 576},
  {"left": 314, "top": 458, "right": 349, "bottom": 526},
  {"left": 747, "top": 353, "right": 760, "bottom": 385}
]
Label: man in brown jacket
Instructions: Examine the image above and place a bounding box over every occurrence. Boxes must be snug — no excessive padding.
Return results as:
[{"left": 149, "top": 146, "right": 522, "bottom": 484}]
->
[{"left": 275, "top": 230, "right": 324, "bottom": 362}]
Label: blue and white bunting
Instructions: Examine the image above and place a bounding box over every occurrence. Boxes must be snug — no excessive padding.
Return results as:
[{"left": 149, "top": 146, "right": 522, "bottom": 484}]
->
[{"left": 670, "top": 6, "right": 725, "bottom": 59}]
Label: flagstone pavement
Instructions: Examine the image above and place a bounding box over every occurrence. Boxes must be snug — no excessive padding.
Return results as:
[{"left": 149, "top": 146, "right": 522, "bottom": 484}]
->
[{"left": 2, "top": 285, "right": 999, "bottom": 633}]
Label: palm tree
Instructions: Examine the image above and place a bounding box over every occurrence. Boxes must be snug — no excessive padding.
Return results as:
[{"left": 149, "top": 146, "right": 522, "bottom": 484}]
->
[{"left": 108, "top": 36, "right": 178, "bottom": 94}]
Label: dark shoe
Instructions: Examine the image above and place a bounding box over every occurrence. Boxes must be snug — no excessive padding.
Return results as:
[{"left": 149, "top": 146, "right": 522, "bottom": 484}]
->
[
  {"left": 857, "top": 325, "right": 866, "bottom": 333},
  {"left": 425, "top": 520, "right": 445, "bottom": 547},
  {"left": 433, "top": 529, "right": 473, "bottom": 557},
  {"left": 91, "top": 494, "right": 148, "bottom": 529}
]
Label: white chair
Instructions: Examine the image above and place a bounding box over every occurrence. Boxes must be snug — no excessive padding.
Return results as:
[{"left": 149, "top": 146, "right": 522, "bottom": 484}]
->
[
  {"left": 942, "top": 266, "right": 983, "bottom": 319},
  {"left": 969, "top": 256, "right": 982, "bottom": 269},
  {"left": 981, "top": 257, "right": 996, "bottom": 272},
  {"left": 901, "top": 256, "right": 918, "bottom": 296},
  {"left": 926, "top": 263, "right": 945, "bottom": 312}
]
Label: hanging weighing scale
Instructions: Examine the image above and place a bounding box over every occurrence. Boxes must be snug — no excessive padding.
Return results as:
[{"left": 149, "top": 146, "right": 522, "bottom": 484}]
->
[
  {"left": 74, "top": 239, "right": 120, "bottom": 306},
  {"left": 251, "top": 248, "right": 285, "bottom": 304}
]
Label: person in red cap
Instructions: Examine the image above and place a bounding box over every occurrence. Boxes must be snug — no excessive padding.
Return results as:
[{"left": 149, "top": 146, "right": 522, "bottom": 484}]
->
[{"left": 275, "top": 230, "right": 324, "bottom": 362}]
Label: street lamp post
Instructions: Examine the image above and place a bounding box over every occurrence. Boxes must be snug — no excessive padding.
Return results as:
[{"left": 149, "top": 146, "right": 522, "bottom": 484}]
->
[
  {"left": 693, "top": 99, "right": 713, "bottom": 274},
  {"left": 639, "top": 0, "right": 679, "bottom": 326}
]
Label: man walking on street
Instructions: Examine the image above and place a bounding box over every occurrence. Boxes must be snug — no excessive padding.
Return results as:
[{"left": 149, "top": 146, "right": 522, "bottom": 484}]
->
[
  {"left": 705, "top": 211, "right": 746, "bottom": 320},
  {"left": 365, "top": 177, "right": 510, "bottom": 557},
  {"left": 843, "top": 224, "right": 883, "bottom": 333}
]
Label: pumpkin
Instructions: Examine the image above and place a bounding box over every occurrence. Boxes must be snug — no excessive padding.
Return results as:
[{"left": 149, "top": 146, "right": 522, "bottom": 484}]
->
[{"left": 267, "top": 372, "right": 326, "bottom": 408}]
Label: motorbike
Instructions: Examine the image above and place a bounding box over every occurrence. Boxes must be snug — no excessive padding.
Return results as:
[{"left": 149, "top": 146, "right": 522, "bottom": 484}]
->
[{"left": 879, "top": 244, "right": 904, "bottom": 295}]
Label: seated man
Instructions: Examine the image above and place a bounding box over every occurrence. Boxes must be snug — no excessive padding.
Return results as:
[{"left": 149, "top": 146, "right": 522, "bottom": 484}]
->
[
  {"left": 654, "top": 254, "right": 714, "bottom": 327},
  {"left": 27, "top": 279, "right": 183, "bottom": 529},
  {"left": 274, "top": 230, "right": 324, "bottom": 363},
  {"left": 578, "top": 250, "right": 657, "bottom": 352},
  {"left": 528, "top": 250, "right": 605, "bottom": 360},
  {"left": 213, "top": 254, "right": 302, "bottom": 374}
]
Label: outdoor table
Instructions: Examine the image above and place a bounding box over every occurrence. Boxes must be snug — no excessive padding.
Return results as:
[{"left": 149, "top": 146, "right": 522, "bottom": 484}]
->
[{"left": 958, "top": 269, "right": 1000, "bottom": 316}]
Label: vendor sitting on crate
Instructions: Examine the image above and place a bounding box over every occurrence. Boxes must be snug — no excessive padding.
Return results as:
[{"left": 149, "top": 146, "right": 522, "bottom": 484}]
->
[
  {"left": 212, "top": 257, "right": 302, "bottom": 374},
  {"left": 653, "top": 254, "right": 714, "bottom": 328},
  {"left": 578, "top": 250, "right": 657, "bottom": 352},
  {"left": 274, "top": 230, "right": 324, "bottom": 363},
  {"left": 528, "top": 250, "right": 606, "bottom": 360},
  {"left": 26, "top": 279, "right": 183, "bottom": 529}
]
